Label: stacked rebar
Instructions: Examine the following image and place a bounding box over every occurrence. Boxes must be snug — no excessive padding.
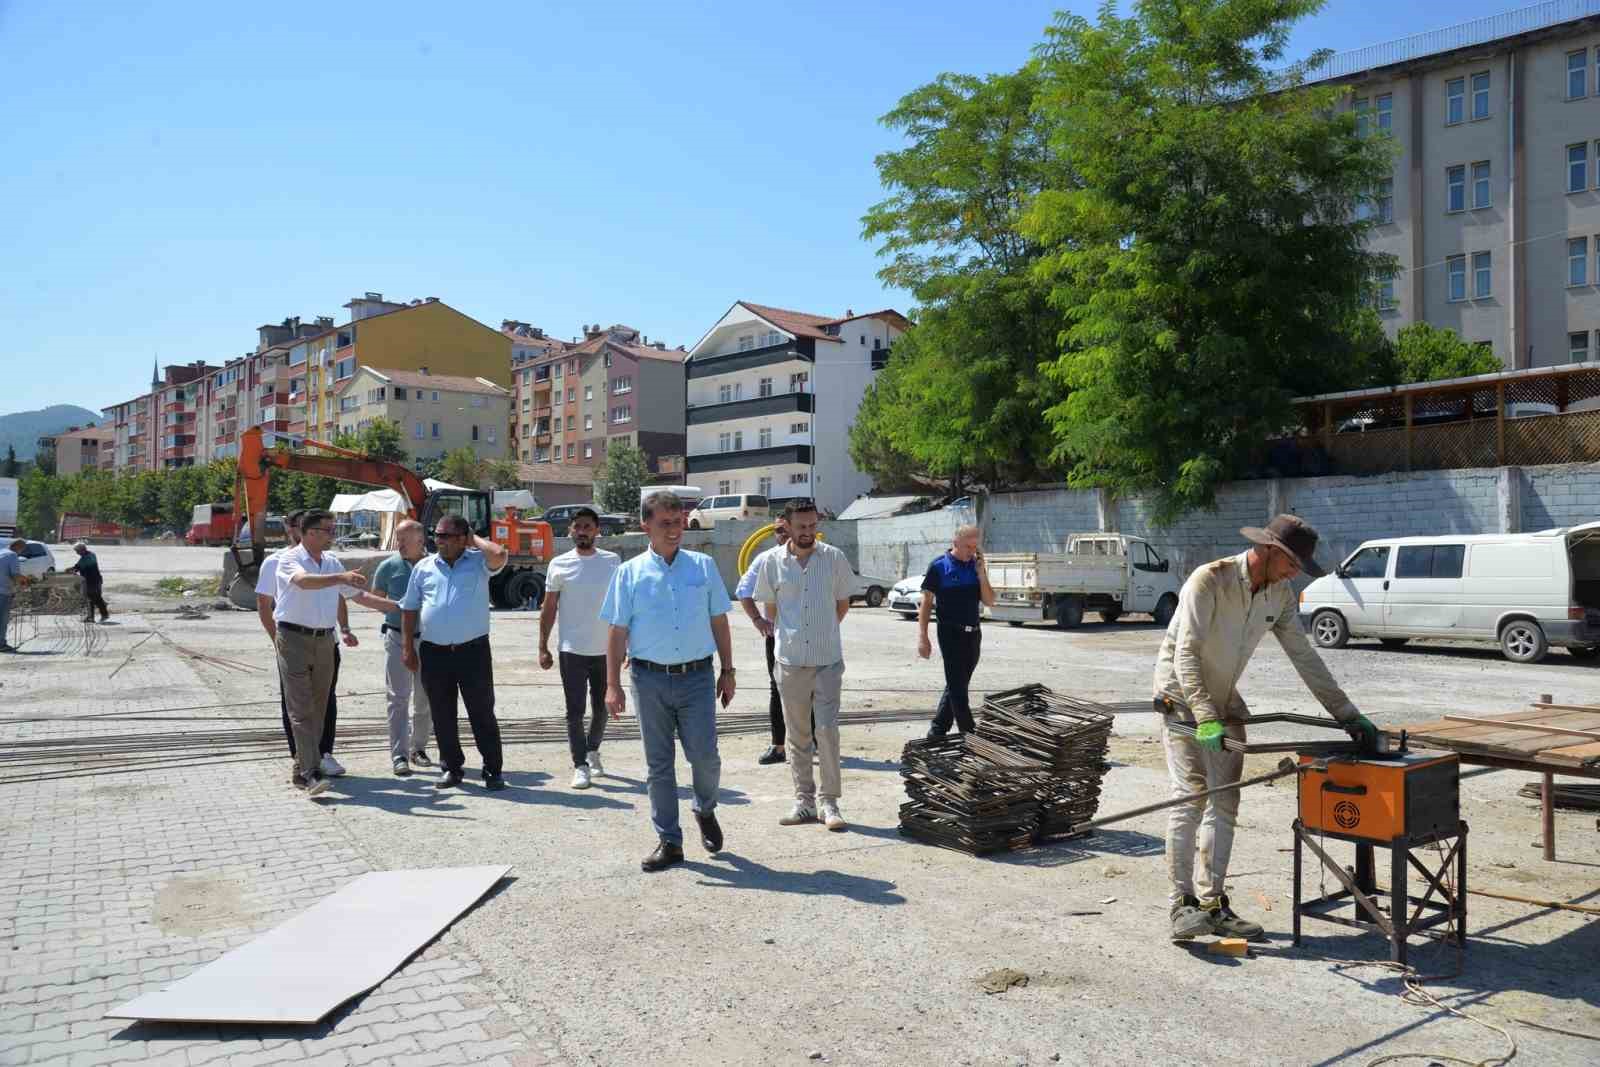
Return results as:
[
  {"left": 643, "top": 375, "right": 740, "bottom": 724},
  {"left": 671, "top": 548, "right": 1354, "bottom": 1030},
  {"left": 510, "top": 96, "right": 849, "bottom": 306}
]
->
[{"left": 898, "top": 683, "right": 1114, "bottom": 855}]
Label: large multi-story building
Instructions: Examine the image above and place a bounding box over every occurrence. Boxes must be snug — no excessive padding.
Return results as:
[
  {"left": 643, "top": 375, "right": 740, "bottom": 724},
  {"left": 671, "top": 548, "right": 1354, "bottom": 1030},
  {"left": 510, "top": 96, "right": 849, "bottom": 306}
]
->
[
  {"left": 512, "top": 322, "right": 687, "bottom": 473},
  {"left": 683, "top": 301, "right": 908, "bottom": 513},
  {"left": 289, "top": 294, "right": 511, "bottom": 441},
  {"left": 503, "top": 321, "right": 572, "bottom": 454},
  {"left": 1315, "top": 1, "right": 1600, "bottom": 368},
  {"left": 40, "top": 425, "right": 114, "bottom": 476},
  {"left": 103, "top": 361, "right": 219, "bottom": 472},
  {"left": 335, "top": 367, "right": 511, "bottom": 463}
]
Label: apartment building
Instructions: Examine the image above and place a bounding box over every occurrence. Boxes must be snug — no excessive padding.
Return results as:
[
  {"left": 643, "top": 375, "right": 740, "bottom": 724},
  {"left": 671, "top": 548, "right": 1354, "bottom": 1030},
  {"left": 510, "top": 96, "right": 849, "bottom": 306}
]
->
[
  {"left": 335, "top": 367, "right": 511, "bottom": 463},
  {"left": 503, "top": 321, "right": 571, "bottom": 451},
  {"left": 1315, "top": 0, "right": 1600, "bottom": 367},
  {"left": 289, "top": 294, "right": 511, "bottom": 440},
  {"left": 41, "top": 425, "right": 114, "bottom": 476},
  {"left": 683, "top": 301, "right": 908, "bottom": 514},
  {"left": 514, "top": 322, "right": 687, "bottom": 473},
  {"left": 101, "top": 361, "right": 219, "bottom": 472}
]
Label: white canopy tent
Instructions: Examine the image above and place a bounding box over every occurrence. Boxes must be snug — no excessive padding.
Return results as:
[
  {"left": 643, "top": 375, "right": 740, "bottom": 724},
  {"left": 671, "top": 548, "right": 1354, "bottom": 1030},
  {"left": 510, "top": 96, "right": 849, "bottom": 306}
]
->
[{"left": 327, "top": 489, "right": 411, "bottom": 549}]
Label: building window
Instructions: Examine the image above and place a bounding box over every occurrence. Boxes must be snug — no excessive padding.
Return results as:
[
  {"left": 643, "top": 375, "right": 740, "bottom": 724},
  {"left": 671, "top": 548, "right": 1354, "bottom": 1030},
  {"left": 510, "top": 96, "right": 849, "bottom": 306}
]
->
[
  {"left": 470, "top": 396, "right": 486, "bottom": 408},
  {"left": 718, "top": 480, "right": 732, "bottom": 494},
  {"left": 414, "top": 420, "right": 424, "bottom": 439},
  {"left": 604, "top": 351, "right": 613, "bottom": 368},
  {"left": 535, "top": 446, "right": 549, "bottom": 463},
  {"left": 1471, "top": 72, "right": 1490, "bottom": 120},
  {"left": 1445, "top": 77, "right": 1464, "bottom": 124},
  {"left": 522, "top": 449, "right": 529, "bottom": 461},
  {"left": 1570, "top": 237, "right": 1589, "bottom": 286},
  {"left": 1375, "top": 93, "right": 1392, "bottom": 132},
  {"left": 758, "top": 426, "right": 772, "bottom": 448},
  {"left": 522, "top": 397, "right": 530, "bottom": 411},
  {"left": 567, "top": 388, "right": 575, "bottom": 403},
  {"left": 788, "top": 472, "right": 809, "bottom": 485},
  {"left": 790, "top": 421, "right": 809, "bottom": 434},
  {"left": 1569, "top": 143, "right": 1588, "bottom": 193},
  {"left": 718, "top": 382, "right": 744, "bottom": 404},
  {"left": 522, "top": 423, "right": 530, "bottom": 437},
  {"left": 488, "top": 427, "right": 496, "bottom": 444},
  {"left": 764, "top": 330, "right": 782, "bottom": 346},
  {"left": 1472, "top": 251, "right": 1491, "bottom": 299},
  {"left": 1571, "top": 50, "right": 1588, "bottom": 99},
  {"left": 1353, "top": 96, "right": 1368, "bottom": 138},
  {"left": 1571, "top": 331, "right": 1590, "bottom": 363},
  {"left": 334, "top": 357, "right": 355, "bottom": 380},
  {"left": 718, "top": 431, "right": 732, "bottom": 452},
  {"left": 733, "top": 430, "right": 743, "bottom": 450},
  {"left": 737, "top": 334, "right": 754, "bottom": 352},
  {"left": 584, "top": 415, "right": 593, "bottom": 431},
  {"left": 554, "top": 416, "right": 562, "bottom": 431},
  {"left": 339, "top": 395, "right": 360, "bottom": 413},
  {"left": 1446, "top": 165, "right": 1465, "bottom": 212},
  {"left": 789, "top": 372, "right": 809, "bottom": 392},
  {"left": 554, "top": 363, "right": 562, "bottom": 379},
  {"left": 758, "top": 476, "right": 773, "bottom": 497},
  {"left": 860, "top": 334, "right": 866, "bottom": 345},
  {"left": 611, "top": 405, "right": 632, "bottom": 423},
  {"left": 394, "top": 387, "right": 407, "bottom": 400},
  {"left": 1446, "top": 255, "right": 1466, "bottom": 302},
  {"left": 1470, "top": 162, "right": 1490, "bottom": 209},
  {"left": 471, "top": 425, "right": 480, "bottom": 442},
  {"left": 571, "top": 443, "right": 579, "bottom": 459},
  {"left": 613, "top": 376, "right": 632, "bottom": 394},
  {"left": 1375, "top": 178, "right": 1393, "bottom": 223},
  {"left": 584, "top": 385, "right": 592, "bottom": 402},
  {"left": 758, "top": 377, "right": 773, "bottom": 397},
  {"left": 431, "top": 422, "right": 441, "bottom": 438}
]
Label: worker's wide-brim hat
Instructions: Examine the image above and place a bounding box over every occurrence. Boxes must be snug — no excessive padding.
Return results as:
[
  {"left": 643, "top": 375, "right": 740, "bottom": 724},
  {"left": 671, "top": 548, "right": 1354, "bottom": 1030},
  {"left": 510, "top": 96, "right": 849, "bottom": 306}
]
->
[{"left": 1240, "top": 514, "right": 1326, "bottom": 578}]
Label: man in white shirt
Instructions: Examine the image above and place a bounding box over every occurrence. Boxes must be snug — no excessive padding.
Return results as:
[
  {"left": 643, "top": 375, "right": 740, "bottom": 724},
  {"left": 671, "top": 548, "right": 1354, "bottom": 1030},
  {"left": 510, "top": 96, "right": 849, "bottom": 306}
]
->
[
  {"left": 255, "top": 510, "right": 354, "bottom": 778},
  {"left": 753, "top": 499, "right": 856, "bottom": 831},
  {"left": 274, "top": 509, "right": 369, "bottom": 797},
  {"left": 539, "top": 507, "right": 621, "bottom": 790}
]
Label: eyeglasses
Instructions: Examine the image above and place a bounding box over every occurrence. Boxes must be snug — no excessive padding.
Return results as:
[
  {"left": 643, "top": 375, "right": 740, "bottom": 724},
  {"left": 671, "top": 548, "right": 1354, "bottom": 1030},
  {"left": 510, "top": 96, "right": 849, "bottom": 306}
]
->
[
  {"left": 303, "top": 526, "right": 333, "bottom": 535},
  {"left": 434, "top": 531, "right": 465, "bottom": 540}
]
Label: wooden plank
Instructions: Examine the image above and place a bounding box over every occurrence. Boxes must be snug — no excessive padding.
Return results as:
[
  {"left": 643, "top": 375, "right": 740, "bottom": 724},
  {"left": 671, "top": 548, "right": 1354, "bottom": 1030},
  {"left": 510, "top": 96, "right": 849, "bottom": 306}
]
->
[
  {"left": 1443, "top": 715, "right": 1600, "bottom": 742},
  {"left": 1531, "top": 702, "right": 1600, "bottom": 714},
  {"left": 1546, "top": 740, "right": 1600, "bottom": 761},
  {"left": 106, "top": 865, "right": 511, "bottom": 1024}
]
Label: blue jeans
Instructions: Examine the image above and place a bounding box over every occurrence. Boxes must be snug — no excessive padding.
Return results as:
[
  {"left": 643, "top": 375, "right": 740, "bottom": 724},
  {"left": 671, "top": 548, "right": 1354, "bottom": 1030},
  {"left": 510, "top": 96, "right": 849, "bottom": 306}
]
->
[{"left": 631, "top": 665, "right": 721, "bottom": 846}]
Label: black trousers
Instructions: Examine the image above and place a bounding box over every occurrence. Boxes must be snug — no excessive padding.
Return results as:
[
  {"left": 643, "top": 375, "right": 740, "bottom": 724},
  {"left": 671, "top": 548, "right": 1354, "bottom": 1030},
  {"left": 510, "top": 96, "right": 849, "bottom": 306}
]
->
[
  {"left": 928, "top": 625, "right": 982, "bottom": 737},
  {"left": 281, "top": 644, "right": 338, "bottom": 757},
  {"left": 421, "top": 636, "right": 503, "bottom": 776},
  {"left": 765, "top": 635, "right": 785, "bottom": 745},
  {"left": 559, "top": 651, "right": 608, "bottom": 767},
  {"left": 82, "top": 578, "right": 109, "bottom": 620}
]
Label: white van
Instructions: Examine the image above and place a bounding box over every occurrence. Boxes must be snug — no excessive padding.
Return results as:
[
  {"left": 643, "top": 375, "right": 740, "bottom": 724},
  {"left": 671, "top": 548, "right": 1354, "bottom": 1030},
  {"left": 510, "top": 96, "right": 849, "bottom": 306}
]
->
[
  {"left": 686, "top": 493, "right": 772, "bottom": 529},
  {"left": 1297, "top": 524, "right": 1600, "bottom": 663}
]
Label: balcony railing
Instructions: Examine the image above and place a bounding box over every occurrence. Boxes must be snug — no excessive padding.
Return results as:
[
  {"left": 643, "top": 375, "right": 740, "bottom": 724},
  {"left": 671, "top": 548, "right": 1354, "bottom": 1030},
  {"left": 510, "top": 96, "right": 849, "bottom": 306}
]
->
[
  {"left": 685, "top": 443, "right": 812, "bottom": 474},
  {"left": 686, "top": 391, "right": 814, "bottom": 426}
]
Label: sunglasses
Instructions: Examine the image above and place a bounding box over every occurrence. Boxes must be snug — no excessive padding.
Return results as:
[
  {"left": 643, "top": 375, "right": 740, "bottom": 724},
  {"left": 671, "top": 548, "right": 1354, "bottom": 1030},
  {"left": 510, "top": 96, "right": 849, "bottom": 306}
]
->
[{"left": 434, "top": 531, "right": 466, "bottom": 539}]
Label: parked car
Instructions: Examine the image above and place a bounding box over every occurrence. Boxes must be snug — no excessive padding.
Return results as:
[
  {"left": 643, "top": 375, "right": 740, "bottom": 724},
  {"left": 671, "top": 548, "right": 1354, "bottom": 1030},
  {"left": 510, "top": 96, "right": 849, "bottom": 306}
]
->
[
  {"left": 686, "top": 493, "right": 773, "bottom": 530},
  {"left": 888, "top": 577, "right": 927, "bottom": 619},
  {"left": 543, "top": 504, "right": 629, "bottom": 538},
  {"left": 850, "top": 571, "right": 896, "bottom": 608},
  {"left": 1298, "top": 523, "right": 1600, "bottom": 663},
  {"left": 15, "top": 540, "right": 56, "bottom": 578}
]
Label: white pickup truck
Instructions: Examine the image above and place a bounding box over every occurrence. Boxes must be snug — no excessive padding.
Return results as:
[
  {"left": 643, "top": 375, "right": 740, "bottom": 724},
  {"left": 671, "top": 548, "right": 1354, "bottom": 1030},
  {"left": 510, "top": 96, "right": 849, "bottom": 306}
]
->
[{"left": 986, "top": 533, "right": 1183, "bottom": 628}]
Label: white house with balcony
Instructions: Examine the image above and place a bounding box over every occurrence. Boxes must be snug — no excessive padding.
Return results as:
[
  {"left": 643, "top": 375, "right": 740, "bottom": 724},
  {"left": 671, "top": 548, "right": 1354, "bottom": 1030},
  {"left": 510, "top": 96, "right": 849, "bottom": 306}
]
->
[{"left": 683, "top": 301, "right": 909, "bottom": 513}]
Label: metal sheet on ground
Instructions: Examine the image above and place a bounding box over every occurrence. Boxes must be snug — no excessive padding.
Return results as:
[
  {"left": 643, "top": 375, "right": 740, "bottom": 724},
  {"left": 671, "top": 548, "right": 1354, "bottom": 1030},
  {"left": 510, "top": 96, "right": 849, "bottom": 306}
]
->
[{"left": 105, "top": 865, "right": 511, "bottom": 1024}]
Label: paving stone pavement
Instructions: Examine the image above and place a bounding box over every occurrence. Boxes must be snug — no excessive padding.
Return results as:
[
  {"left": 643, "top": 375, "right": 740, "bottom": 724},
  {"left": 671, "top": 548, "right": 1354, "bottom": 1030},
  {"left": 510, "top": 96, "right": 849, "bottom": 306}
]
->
[{"left": 0, "top": 629, "right": 568, "bottom": 1067}]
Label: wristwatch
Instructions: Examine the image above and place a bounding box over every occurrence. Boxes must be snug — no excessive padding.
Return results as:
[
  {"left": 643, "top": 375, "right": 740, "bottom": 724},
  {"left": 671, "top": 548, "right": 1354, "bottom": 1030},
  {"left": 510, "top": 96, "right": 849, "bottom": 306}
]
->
[{"left": 721, "top": 666, "right": 736, "bottom": 674}]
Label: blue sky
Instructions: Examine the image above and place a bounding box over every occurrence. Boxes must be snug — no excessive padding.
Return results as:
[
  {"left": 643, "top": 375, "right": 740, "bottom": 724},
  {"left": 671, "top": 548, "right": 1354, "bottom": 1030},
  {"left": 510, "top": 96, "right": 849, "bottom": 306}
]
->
[{"left": 0, "top": 0, "right": 1532, "bottom": 417}]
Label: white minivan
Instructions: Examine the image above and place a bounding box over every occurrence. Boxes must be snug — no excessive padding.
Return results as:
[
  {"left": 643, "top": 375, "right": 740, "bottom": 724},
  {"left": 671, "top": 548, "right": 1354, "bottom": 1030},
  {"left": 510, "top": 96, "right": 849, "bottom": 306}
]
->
[
  {"left": 686, "top": 493, "right": 772, "bottom": 529},
  {"left": 1297, "top": 524, "right": 1600, "bottom": 663}
]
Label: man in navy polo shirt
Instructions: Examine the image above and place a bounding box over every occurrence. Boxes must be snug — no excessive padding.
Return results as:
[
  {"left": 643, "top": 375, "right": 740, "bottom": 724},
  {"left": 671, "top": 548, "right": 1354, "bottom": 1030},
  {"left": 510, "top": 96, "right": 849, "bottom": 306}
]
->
[{"left": 917, "top": 524, "right": 994, "bottom": 736}]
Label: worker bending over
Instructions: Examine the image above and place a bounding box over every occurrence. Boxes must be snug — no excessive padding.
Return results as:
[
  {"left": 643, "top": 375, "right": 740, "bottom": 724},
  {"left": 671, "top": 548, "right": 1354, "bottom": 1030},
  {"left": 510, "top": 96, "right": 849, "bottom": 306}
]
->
[{"left": 1153, "top": 514, "right": 1377, "bottom": 942}]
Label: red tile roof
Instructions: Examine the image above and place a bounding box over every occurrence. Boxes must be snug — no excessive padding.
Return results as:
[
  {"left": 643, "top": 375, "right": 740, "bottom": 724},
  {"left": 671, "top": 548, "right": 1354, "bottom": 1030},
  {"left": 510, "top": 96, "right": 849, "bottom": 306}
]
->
[
  {"left": 357, "top": 368, "right": 510, "bottom": 397},
  {"left": 737, "top": 301, "right": 845, "bottom": 344},
  {"left": 517, "top": 462, "right": 596, "bottom": 486}
]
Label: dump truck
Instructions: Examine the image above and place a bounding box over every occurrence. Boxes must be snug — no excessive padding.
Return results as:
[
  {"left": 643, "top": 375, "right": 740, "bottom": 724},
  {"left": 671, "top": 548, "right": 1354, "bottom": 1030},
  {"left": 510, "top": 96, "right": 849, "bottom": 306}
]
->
[
  {"left": 986, "top": 533, "right": 1183, "bottom": 628},
  {"left": 186, "top": 503, "right": 239, "bottom": 546}
]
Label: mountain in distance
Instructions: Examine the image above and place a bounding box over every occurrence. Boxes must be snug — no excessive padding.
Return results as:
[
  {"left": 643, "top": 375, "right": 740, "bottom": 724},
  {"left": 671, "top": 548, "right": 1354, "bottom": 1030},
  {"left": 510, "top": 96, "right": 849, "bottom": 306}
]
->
[{"left": 0, "top": 405, "right": 103, "bottom": 461}]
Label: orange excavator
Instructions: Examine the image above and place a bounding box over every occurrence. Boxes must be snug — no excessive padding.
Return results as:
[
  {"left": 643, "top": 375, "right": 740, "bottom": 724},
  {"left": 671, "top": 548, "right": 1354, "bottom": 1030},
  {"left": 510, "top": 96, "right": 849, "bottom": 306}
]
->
[{"left": 224, "top": 426, "right": 554, "bottom": 609}]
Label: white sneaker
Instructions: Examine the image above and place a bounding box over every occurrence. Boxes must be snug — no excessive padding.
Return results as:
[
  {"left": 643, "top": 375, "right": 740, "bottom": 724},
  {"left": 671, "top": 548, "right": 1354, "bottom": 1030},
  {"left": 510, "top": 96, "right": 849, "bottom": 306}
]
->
[
  {"left": 779, "top": 803, "right": 818, "bottom": 826},
  {"left": 305, "top": 774, "right": 331, "bottom": 799},
  {"left": 820, "top": 800, "right": 847, "bottom": 832},
  {"left": 571, "top": 766, "right": 592, "bottom": 790},
  {"left": 320, "top": 755, "right": 346, "bottom": 777},
  {"left": 586, "top": 750, "right": 604, "bottom": 777}
]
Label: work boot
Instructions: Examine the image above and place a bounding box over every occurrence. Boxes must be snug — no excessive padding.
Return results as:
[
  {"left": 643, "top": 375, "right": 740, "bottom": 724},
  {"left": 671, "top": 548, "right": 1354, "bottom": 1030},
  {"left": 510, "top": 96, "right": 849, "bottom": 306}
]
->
[
  {"left": 1204, "top": 894, "right": 1266, "bottom": 941},
  {"left": 1170, "top": 894, "right": 1211, "bottom": 941}
]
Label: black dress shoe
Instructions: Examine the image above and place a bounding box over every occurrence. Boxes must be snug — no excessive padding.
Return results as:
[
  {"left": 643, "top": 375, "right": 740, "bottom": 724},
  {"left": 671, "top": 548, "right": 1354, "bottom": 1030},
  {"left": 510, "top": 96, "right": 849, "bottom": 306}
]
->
[
  {"left": 436, "top": 768, "right": 464, "bottom": 789},
  {"left": 695, "top": 810, "right": 724, "bottom": 853},
  {"left": 483, "top": 772, "right": 507, "bottom": 792},
  {"left": 757, "top": 746, "right": 786, "bottom": 765},
  {"left": 641, "top": 841, "right": 684, "bottom": 872}
]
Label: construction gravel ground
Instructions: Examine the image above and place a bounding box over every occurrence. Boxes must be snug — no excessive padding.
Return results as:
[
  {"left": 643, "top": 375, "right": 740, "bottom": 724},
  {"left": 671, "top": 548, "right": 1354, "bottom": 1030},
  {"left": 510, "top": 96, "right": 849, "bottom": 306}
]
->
[{"left": 3, "top": 543, "right": 1597, "bottom": 1066}]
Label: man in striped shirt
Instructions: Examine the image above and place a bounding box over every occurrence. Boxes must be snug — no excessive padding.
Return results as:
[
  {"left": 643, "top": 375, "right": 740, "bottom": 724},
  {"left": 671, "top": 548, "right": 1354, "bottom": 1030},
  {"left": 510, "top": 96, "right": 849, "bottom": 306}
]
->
[{"left": 753, "top": 499, "right": 856, "bottom": 831}]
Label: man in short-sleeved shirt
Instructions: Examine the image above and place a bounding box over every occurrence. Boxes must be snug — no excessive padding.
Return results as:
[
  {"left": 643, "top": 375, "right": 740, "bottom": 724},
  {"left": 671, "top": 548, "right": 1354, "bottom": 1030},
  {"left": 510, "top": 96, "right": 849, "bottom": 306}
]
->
[
  {"left": 68, "top": 543, "right": 110, "bottom": 622},
  {"left": 917, "top": 524, "right": 994, "bottom": 737},
  {"left": 371, "top": 520, "right": 433, "bottom": 775},
  {"left": 255, "top": 512, "right": 345, "bottom": 774},
  {"left": 0, "top": 539, "right": 26, "bottom": 653},
  {"left": 753, "top": 500, "right": 855, "bottom": 830},
  {"left": 540, "top": 507, "right": 621, "bottom": 789},
  {"left": 736, "top": 515, "right": 791, "bottom": 766},
  {"left": 600, "top": 490, "right": 735, "bottom": 872}
]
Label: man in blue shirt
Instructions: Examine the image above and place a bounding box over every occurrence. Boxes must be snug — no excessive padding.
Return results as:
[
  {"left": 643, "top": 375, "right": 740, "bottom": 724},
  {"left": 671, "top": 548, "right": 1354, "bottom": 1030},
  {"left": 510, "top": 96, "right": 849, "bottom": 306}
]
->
[
  {"left": 602, "top": 490, "right": 736, "bottom": 872},
  {"left": 0, "top": 538, "right": 29, "bottom": 653},
  {"left": 400, "top": 513, "right": 510, "bottom": 791},
  {"left": 918, "top": 524, "right": 995, "bottom": 736}
]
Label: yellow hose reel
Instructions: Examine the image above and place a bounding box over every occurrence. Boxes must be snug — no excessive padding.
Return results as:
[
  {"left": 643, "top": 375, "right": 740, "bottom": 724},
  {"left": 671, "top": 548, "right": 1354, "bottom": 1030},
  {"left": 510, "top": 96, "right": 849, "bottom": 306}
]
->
[{"left": 737, "top": 522, "right": 824, "bottom": 572}]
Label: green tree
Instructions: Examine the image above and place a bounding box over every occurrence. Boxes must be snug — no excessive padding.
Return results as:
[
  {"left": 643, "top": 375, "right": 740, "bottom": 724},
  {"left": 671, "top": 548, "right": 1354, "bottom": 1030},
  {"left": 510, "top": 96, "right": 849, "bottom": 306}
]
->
[
  {"left": 1, "top": 445, "right": 17, "bottom": 478},
  {"left": 1023, "top": 0, "right": 1397, "bottom": 520},
  {"left": 483, "top": 458, "right": 523, "bottom": 490},
  {"left": 1381, "top": 322, "right": 1502, "bottom": 384},
  {"left": 439, "top": 447, "right": 486, "bottom": 488},
  {"left": 353, "top": 418, "right": 408, "bottom": 463},
  {"left": 16, "top": 467, "right": 63, "bottom": 538},
  {"left": 854, "top": 66, "right": 1068, "bottom": 491},
  {"left": 33, "top": 439, "right": 57, "bottom": 477},
  {"left": 596, "top": 443, "right": 648, "bottom": 513}
]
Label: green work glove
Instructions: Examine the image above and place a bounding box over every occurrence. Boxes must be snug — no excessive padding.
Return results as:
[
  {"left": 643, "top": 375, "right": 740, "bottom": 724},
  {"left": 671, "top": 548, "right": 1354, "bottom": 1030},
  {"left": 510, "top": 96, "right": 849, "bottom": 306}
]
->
[
  {"left": 1194, "top": 721, "right": 1225, "bottom": 752},
  {"left": 1346, "top": 714, "right": 1380, "bottom": 750}
]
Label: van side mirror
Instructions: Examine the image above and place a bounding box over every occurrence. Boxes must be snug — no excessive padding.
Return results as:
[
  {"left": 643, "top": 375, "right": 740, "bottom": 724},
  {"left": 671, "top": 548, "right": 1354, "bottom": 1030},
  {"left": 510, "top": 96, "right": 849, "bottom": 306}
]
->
[
  {"left": 1334, "top": 566, "right": 1347, "bottom": 579},
  {"left": 1160, "top": 560, "right": 1169, "bottom": 572}
]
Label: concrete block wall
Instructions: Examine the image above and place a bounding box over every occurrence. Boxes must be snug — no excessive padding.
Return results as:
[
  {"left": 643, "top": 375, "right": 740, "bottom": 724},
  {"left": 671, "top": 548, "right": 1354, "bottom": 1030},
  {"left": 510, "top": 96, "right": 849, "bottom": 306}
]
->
[
  {"left": 1522, "top": 463, "right": 1600, "bottom": 531},
  {"left": 1116, "top": 481, "right": 1270, "bottom": 577},
  {"left": 983, "top": 487, "right": 1099, "bottom": 552},
  {"left": 856, "top": 506, "right": 975, "bottom": 581},
  {"left": 1284, "top": 468, "right": 1504, "bottom": 568}
]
